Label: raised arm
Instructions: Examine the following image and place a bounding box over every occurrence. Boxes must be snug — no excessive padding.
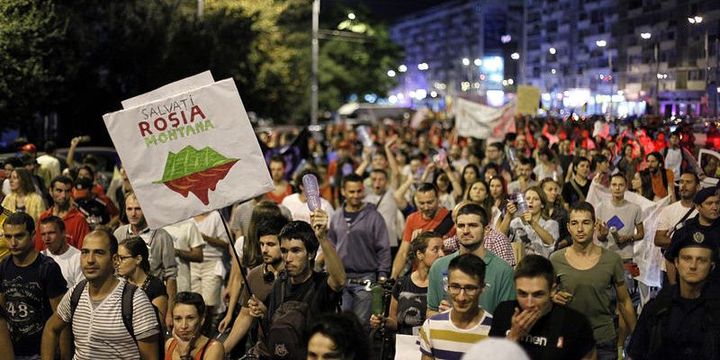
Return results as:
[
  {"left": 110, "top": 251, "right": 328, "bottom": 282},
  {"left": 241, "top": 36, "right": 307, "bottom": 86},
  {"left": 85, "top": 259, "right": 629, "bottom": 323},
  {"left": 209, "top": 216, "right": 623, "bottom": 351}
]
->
[{"left": 311, "top": 209, "right": 346, "bottom": 291}]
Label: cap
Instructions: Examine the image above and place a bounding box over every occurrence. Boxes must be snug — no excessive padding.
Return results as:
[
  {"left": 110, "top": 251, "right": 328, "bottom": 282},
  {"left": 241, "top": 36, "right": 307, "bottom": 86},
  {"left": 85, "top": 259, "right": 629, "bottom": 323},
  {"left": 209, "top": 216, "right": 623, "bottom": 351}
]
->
[
  {"left": 667, "top": 230, "right": 718, "bottom": 261},
  {"left": 72, "top": 177, "right": 93, "bottom": 200},
  {"left": 693, "top": 186, "right": 719, "bottom": 205}
]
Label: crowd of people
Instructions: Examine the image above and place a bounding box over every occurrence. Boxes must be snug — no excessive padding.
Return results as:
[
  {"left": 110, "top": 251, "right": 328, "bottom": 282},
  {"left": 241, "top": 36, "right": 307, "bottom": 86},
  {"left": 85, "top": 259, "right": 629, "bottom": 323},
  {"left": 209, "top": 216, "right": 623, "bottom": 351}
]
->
[{"left": 0, "top": 112, "right": 719, "bottom": 360}]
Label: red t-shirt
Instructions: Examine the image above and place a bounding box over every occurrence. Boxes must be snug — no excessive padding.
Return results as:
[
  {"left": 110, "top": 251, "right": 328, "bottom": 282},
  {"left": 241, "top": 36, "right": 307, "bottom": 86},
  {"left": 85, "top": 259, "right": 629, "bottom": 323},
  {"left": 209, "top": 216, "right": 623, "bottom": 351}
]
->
[
  {"left": 402, "top": 207, "right": 455, "bottom": 242},
  {"left": 34, "top": 207, "right": 90, "bottom": 250}
]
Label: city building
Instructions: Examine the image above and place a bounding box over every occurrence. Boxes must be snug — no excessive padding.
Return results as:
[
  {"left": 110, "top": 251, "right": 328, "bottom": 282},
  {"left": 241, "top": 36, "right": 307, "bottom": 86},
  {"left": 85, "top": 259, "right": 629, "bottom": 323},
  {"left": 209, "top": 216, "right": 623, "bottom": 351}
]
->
[
  {"left": 525, "top": 0, "right": 720, "bottom": 117},
  {"left": 388, "top": 0, "right": 524, "bottom": 108}
]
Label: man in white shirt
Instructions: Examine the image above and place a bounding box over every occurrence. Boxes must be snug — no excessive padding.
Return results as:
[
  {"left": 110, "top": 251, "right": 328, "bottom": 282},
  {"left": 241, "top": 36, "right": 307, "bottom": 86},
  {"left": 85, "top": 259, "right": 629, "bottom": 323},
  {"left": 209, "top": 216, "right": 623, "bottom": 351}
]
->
[
  {"left": 39, "top": 216, "right": 84, "bottom": 289},
  {"left": 653, "top": 171, "right": 699, "bottom": 285},
  {"left": 664, "top": 132, "right": 682, "bottom": 179},
  {"left": 282, "top": 169, "right": 335, "bottom": 225},
  {"left": 163, "top": 220, "right": 205, "bottom": 292}
]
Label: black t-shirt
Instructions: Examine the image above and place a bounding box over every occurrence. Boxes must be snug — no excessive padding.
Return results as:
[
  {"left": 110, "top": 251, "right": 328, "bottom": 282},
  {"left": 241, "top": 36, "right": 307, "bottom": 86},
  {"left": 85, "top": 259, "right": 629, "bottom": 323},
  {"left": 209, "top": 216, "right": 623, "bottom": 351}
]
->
[
  {"left": 141, "top": 275, "right": 167, "bottom": 303},
  {"left": 392, "top": 275, "right": 428, "bottom": 335},
  {"left": 76, "top": 197, "right": 110, "bottom": 224},
  {"left": 489, "top": 300, "right": 595, "bottom": 360},
  {"left": 561, "top": 178, "right": 590, "bottom": 206},
  {"left": 264, "top": 271, "right": 341, "bottom": 327},
  {"left": 0, "top": 253, "right": 67, "bottom": 356}
]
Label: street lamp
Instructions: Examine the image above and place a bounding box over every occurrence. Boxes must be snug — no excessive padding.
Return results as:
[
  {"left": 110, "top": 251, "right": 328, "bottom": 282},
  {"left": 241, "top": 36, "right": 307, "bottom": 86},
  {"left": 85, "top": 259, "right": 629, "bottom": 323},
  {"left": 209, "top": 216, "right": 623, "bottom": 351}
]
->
[
  {"left": 688, "top": 14, "right": 710, "bottom": 115},
  {"left": 549, "top": 47, "right": 556, "bottom": 55},
  {"left": 387, "top": 70, "right": 396, "bottom": 77},
  {"left": 348, "top": 12, "right": 356, "bottom": 20},
  {"left": 398, "top": 64, "right": 407, "bottom": 73},
  {"left": 462, "top": 58, "right": 470, "bottom": 66},
  {"left": 596, "top": 40, "right": 607, "bottom": 47},
  {"left": 418, "top": 63, "right": 429, "bottom": 71},
  {"left": 641, "top": 32, "right": 660, "bottom": 115},
  {"left": 473, "top": 58, "right": 482, "bottom": 66},
  {"left": 510, "top": 52, "right": 520, "bottom": 60}
]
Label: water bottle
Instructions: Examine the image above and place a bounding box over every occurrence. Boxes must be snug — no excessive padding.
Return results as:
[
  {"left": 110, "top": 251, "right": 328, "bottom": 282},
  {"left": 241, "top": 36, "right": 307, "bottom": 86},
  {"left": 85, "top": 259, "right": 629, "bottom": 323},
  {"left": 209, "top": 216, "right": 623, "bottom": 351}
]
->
[
  {"left": 514, "top": 192, "right": 529, "bottom": 215},
  {"left": 609, "top": 226, "right": 619, "bottom": 243},
  {"left": 507, "top": 147, "right": 518, "bottom": 168},
  {"left": 370, "top": 283, "right": 384, "bottom": 315},
  {"left": 357, "top": 126, "right": 374, "bottom": 148},
  {"left": 302, "top": 174, "right": 322, "bottom": 211}
]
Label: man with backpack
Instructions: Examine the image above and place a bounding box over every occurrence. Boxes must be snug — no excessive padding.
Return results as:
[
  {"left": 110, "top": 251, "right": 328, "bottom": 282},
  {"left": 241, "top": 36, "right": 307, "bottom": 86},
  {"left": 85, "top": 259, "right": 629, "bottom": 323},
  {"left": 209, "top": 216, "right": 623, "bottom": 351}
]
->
[
  {"left": 248, "top": 210, "right": 346, "bottom": 360},
  {"left": 41, "top": 229, "right": 161, "bottom": 359}
]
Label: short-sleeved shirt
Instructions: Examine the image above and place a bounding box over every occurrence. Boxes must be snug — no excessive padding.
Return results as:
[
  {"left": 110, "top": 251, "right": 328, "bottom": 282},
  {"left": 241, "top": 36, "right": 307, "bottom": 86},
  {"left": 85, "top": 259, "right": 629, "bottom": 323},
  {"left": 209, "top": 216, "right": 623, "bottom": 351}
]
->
[
  {"left": 427, "top": 251, "right": 515, "bottom": 314},
  {"left": 508, "top": 217, "right": 559, "bottom": 258},
  {"left": 419, "top": 309, "right": 493, "bottom": 360},
  {"left": 43, "top": 246, "right": 85, "bottom": 289},
  {"left": 403, "top": 208, "right": 455, "bottom": 243},
  {"left": 392, "top": 274, "right": 428, "bottom": 335},
  {"left": 550, "top": 248, "right": 625, "bottom": 344},
  {"left": 0, "top": 254, "right": 67, "bottom": 356},
  {"left": 263, "top": 272, "right": 341, "bottom": 331},
  {"left": 163, "top": 220, "right": 206, "bottom": 292},
  {"left": 57, "top": 279, "right": 160, "bottom": 359},
  {"left": 596, "top": 199, "right": 643, "bottom": 259},
  {"left": 489, "top": 301, "right": 596, "bottom": 360}
]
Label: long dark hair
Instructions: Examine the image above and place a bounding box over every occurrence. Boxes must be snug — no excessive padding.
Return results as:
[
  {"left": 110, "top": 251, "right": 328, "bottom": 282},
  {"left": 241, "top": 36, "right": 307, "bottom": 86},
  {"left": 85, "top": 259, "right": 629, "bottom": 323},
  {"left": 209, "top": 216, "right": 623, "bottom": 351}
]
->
[
  {"left": 120, "top": 237, "right": 151, "bottom": 273},
  {"left": 307, "top": 312, "right": 370, "bottom": 360}
]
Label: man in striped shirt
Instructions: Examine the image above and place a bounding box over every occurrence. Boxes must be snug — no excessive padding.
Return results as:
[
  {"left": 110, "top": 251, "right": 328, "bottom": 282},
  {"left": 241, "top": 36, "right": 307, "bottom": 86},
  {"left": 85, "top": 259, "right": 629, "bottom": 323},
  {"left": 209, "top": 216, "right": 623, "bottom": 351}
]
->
[
  {"left": 41, "top": 229, "right": 161, "bottom": 359},
  {"left": 419, "top": 253, "right": 493, "bottom": 360}
]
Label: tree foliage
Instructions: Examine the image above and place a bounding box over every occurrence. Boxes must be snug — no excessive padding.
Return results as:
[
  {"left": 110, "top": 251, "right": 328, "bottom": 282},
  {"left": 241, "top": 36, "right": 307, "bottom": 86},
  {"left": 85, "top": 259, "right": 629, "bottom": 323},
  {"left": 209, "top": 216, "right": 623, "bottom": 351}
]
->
[{"left": 0, "top": 0, "right": 402, "bottom": 143}]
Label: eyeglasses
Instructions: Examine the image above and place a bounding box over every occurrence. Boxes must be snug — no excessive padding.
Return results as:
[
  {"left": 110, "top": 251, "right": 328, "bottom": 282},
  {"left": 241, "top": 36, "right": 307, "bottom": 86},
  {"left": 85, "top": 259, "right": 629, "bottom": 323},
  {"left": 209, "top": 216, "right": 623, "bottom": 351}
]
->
[{"left": 448, "top": 284, "right": 480, "bottom": 296}]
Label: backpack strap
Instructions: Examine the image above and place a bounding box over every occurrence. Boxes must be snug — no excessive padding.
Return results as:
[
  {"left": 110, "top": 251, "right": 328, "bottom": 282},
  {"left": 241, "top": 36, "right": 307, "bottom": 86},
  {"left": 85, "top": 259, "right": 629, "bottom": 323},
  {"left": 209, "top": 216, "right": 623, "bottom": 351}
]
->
[
  {"left": 69, "top": 279, "right": 89, "bottom": 320},
  {"left": 570, "top": 179, "right": 586, "bottom": 203},
  {"left": 433, "top": 211, "right": 454, "bottom": 237},
  {"left": 122, "top": 281, "right": 138, "bottom": 342}
]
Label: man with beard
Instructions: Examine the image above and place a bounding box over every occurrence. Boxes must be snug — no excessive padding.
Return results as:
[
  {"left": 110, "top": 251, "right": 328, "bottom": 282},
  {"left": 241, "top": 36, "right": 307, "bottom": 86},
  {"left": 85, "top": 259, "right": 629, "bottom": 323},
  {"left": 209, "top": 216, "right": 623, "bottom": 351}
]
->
[
  {"left": 426, "top": 203, "right": 515, "bottom": 317},
  {"left": 42, "top": 230, "right": 160, "bottom": 359},
  {"left": 646, "top": 152, "right": 675, "bottom": 201},
  {"left": 222, "top": 213, "right": 288, "bottom": 354},
  {"left": 655, "top": 172, "right": 700, "bottom": 285},
  {"left": 266, "top": 155, "right": 293, "bottom": 205},
  {"left": 34, "top": 175, "right": 90, "bottom": 250},
  {"left": 392, "top": 183, "right": 455, "bottom": 279},
  {"left": 247, "top": 212, "right": 345, "bottom": 360}
]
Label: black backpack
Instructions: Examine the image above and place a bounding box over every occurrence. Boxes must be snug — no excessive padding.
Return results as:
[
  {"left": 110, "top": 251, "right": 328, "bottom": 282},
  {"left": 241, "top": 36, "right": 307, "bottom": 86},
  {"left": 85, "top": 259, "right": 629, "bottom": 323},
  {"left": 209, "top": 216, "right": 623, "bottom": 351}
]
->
[
  {"left": 69, "top": 279, "right": 164, "bottom": 358},
  {"left": 261, "top": 273, "right": 331, "bottom": 360}
]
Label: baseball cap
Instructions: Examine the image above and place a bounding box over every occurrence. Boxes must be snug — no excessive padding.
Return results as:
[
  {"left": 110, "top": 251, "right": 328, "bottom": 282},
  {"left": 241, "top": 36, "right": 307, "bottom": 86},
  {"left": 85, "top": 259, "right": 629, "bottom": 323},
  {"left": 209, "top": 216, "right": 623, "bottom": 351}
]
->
[{"left": 694, "top": 186, "right": 719, "bottom": 205}]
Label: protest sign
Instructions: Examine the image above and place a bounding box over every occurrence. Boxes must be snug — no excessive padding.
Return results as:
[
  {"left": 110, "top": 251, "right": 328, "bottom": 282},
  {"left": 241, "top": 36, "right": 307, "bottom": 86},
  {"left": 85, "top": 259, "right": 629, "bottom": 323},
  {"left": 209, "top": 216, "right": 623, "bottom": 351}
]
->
[
  {"left": 121, "top": 71, "right": 215, "bottom": 109},
  {"left": 516, "top": 85, "right": 540, "bottom": 115},
  {"left": 104, "top": 77, "right": 273, "bottom": 229},
  {"left": 455, "top": 97, "right": 515, "bottom": 139}
]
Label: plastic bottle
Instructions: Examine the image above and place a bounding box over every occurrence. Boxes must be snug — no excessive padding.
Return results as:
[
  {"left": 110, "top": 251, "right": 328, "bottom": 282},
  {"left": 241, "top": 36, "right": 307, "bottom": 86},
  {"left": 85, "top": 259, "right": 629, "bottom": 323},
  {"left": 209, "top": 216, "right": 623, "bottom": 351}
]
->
[
  {"left": 515, "top": 192, "right": 529, "bottom": 215},
  {"left": 302, "top": 174, "right": 322, "bottom": 211},
  {"left": 357, "top": 126, "right": 374, "bottom": 148},
  {"left": 507, "top": 147, "right": 518, "bottom": 168}
]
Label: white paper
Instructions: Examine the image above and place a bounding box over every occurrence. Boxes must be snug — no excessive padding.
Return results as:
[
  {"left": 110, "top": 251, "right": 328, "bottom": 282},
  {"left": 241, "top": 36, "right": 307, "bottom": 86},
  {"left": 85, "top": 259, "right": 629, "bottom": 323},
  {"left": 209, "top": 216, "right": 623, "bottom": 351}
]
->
[
  {"left": 395, "top": 334, "right": 422, "bottom": 360},
  {"left": 121, "top": 71, "right": 215, "bottom": 109}
]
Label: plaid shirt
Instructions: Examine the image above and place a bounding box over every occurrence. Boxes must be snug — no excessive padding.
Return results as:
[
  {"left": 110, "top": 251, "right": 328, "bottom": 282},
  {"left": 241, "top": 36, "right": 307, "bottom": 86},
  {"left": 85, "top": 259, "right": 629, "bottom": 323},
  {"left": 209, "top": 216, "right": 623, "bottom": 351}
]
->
[{"left": 443, "top": 227, "right": 516, "bottom": 267}]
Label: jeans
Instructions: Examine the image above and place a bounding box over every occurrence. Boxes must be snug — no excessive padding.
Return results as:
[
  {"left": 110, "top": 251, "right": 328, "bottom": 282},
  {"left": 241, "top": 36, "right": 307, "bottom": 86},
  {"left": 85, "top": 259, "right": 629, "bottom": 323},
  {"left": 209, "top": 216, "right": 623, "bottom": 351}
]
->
[
  {"left": 596, "top": 338, "right": 619, "bottom": 360},
  {"left": 342, "top": 276, "right": 375, "bottom": 330}
]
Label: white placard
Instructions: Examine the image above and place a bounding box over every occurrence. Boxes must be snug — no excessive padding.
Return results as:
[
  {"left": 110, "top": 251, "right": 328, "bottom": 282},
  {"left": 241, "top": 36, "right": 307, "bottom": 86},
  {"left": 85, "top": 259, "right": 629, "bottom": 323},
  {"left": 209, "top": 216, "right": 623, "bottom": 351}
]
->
[
  {"left": 395, "top": 334, "right": 422, "bottom": 360},
  {"left": 121, "top": 71, "right": 215, "bottom": 109},
  {"left": 455, "top": 98, "right": 515, "bottom": 139},
  {"left": 104, "top": 77, "right": 273, "bottom": 229}
]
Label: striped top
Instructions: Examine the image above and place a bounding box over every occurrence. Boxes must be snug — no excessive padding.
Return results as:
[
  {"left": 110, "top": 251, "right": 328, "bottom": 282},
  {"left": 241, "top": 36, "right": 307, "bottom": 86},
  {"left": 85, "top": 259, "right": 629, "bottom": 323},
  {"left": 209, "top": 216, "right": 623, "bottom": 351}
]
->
[
  {"left": 57, "top": 278, "right": 160, "bottom": 359},
  {"left": 419, "top": 309, "right": 493, "bottom": 360}
]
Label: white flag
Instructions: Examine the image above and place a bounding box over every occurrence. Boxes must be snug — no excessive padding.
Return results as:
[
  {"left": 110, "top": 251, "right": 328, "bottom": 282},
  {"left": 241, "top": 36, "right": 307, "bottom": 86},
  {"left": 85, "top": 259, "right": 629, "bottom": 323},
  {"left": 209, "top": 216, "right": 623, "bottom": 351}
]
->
[{"left": 455, "top": 98, "right": 515, "bottom": 139}]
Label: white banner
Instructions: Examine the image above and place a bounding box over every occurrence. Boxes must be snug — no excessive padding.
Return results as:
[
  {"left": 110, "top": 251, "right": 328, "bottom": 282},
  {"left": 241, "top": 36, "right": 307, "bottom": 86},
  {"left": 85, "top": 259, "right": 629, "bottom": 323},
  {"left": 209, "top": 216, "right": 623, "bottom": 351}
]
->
[
  {"left": 454, "top": 98, "right": 515, "bottom": 139},
  {"left": 104, "top": 77, "right": 273, "bottom": 229}
]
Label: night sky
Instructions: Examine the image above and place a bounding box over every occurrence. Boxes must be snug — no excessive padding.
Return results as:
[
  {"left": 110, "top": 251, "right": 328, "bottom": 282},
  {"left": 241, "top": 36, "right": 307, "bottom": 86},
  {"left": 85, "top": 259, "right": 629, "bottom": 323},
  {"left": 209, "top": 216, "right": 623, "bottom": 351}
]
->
[{"left": 325, "top": 0, "right": 448, "bottom": 22}]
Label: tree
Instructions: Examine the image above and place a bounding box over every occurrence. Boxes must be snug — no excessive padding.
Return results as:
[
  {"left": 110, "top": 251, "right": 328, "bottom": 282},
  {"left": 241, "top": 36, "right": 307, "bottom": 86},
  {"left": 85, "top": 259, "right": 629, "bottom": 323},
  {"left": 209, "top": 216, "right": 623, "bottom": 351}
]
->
[{"left": 0, "top": 0, "right": 67, "bottom": 129}]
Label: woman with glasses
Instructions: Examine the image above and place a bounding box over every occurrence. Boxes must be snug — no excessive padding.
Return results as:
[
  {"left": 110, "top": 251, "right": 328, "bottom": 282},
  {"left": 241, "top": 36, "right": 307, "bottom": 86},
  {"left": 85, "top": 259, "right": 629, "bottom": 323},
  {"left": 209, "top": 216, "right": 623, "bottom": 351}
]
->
[{"left": 117, "top": 237, "right": 168, "bottom": 330}]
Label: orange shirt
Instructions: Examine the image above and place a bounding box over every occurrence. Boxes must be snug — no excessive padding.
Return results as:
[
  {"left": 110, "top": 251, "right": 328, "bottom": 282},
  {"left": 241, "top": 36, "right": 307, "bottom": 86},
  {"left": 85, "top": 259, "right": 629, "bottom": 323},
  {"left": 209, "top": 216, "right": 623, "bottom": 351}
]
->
[
  {"left": 265, "top": 184, "right": 293, "bottom": 204},
  {"left": 402, "top": 207, "right": 456, "bottom": 242},
  {"left": 650, "top": 169, "right": 674, "bottom": 199}
]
